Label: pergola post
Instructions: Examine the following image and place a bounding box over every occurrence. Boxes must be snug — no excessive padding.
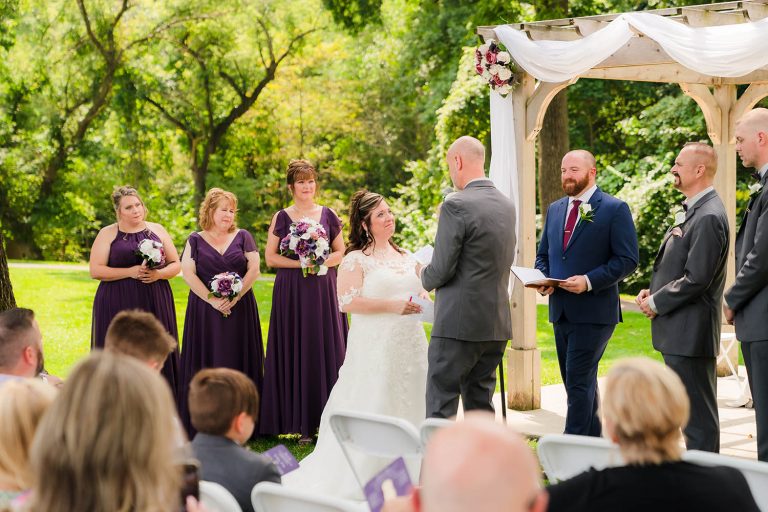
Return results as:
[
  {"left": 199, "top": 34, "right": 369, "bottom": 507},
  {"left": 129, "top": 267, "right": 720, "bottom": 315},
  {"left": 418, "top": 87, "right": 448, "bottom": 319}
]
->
[{"left": 507, "top": 74, "right": 574, "bottom": 410}]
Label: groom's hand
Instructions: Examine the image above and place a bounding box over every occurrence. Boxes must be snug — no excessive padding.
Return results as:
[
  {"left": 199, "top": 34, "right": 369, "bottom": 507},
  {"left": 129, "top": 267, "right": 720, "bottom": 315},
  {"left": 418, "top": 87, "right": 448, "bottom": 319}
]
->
[{"left": 560, "top": 275, "right": 588, "bottom": 294}]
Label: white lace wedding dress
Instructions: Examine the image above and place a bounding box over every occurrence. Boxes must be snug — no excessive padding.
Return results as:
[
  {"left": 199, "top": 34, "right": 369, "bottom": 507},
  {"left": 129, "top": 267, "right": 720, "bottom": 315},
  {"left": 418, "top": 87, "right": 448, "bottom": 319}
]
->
[{"left": 281, "top": 250, "right": 428, "bottom": 499}]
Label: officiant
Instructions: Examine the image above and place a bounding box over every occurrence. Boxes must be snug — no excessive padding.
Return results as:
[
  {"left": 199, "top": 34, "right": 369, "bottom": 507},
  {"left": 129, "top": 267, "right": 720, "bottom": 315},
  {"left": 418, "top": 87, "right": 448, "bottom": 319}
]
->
[{"left": 535, "top": 150, "right": 638, "bottom": 437}]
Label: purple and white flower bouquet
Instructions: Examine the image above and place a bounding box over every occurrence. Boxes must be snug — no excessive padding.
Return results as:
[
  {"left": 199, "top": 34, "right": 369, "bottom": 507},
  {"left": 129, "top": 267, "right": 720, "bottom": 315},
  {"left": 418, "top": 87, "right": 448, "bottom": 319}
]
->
[
  {"left": 136, "top": 239, "right": 165, "bottom": 268},
  {"left": 208, "top": 271, "right": 243, "bottom": 302},
  {"left": 279, "top": 217, "right": 330, "bottom": 277}
]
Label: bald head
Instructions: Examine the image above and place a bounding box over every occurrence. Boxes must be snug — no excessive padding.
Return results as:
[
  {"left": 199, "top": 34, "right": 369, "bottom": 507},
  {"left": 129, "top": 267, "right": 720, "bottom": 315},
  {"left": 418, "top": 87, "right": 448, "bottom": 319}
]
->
[
  {"left": 420, "top": 414, "right": 546, "bottom": 512},
  {"left": 563, "top": 149, "right": 596, "bottom": 169},
  {"left": 736, "top": 108, "right": 768, "bottom": 170},
  {"left": 446, "top": 136, "right": 486, "bottom": 190},
  {"left": 683, "top": 143, "right": 717, "bottom": 177}
]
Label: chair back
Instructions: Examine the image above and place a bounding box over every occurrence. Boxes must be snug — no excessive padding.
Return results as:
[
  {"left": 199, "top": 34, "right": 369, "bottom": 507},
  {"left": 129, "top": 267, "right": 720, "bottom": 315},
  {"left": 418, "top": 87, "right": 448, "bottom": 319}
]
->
[
  {"left": 419, "top": 417, "right": 453, "bottom": 448},
  {"left": 537, "top": 434, "right": 624, "bottom": 483},
  {"left": 683, "top": 450, "right": 768, "bottom": 510},
  {"left": 329, "top": 410, "right": 422, "bottom": 488},
  {"left": 251, "top": 481, "right": 366, "bottom": 512},
  {"left": 199, "top": 480, "right": 243, "bottom": 512}
]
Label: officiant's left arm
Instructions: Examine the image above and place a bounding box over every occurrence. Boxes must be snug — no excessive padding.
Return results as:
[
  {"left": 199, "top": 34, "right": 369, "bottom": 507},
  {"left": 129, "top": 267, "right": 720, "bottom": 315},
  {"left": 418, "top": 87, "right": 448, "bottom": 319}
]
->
[
  {"left": 421, "top": 199, "right": 465, "bottom": 292},
  {"left": 584, "top": 203, "right": 639, "bottom": 292}
]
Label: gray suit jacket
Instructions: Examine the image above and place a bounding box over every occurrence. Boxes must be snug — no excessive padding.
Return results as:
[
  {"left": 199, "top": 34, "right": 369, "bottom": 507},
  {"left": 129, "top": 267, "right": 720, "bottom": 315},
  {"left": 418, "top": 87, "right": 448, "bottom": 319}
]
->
[
  {"left": 192, "top": 433, "right": 281, "bottom": 512},
  {"left": 650, "top": 190, "right": 729, "bottom": 357},
  {"left": 421, "top": 180, "right": 516, "bottom": 342},
  {"left": 725, "top": 173, "right": 768, "bottom": 342}
]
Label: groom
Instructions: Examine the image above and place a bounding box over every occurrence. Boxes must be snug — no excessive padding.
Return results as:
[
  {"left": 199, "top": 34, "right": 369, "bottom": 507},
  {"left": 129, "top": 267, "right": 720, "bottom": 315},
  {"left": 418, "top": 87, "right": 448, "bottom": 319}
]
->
[{"left": 420, "top": 136, "right": 516, "bottom": 418}]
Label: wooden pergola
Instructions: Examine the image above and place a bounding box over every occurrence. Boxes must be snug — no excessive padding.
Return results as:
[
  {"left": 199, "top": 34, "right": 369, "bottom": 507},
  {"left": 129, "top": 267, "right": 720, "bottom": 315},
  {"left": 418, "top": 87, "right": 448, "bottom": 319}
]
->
[{"left": 478, "top": 1, "right": 768, "bottom": 410}]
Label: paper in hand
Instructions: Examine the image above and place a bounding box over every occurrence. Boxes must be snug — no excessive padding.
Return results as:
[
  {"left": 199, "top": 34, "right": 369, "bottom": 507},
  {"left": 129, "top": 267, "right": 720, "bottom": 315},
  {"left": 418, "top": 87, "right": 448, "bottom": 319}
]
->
[
  {"left": 411, "top": 296, "right": 434, "bottom": 323},
  {"left": 412, "top": 245, "right": 434, "bottom": 265},
  {"left": 364, "top": 457, "right": 413, "bottom": 512},
  {"left": 263, "top": 444, "right": 300, "bottom": 475}
]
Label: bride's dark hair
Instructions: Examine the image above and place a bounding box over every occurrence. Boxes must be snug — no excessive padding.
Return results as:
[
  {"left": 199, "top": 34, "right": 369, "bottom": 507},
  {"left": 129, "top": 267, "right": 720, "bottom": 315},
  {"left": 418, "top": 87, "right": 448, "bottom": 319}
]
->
[{"left": 346, "top": 190, "right": 405, "bottom": 256}]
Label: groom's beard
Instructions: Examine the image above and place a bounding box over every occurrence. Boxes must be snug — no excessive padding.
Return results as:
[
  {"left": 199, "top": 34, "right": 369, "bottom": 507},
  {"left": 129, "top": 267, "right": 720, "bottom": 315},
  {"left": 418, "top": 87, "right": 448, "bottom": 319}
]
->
[{"left": 562, "top": 175, "right": 589, "bottom": 196}]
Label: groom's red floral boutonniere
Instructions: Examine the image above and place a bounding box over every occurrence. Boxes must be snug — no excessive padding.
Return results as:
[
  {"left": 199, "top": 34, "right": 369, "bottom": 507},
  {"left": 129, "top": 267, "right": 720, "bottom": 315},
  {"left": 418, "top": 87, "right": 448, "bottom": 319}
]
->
[
  {"left": 475, "top": 40, "right": 516, "bottom": 96},
  {"left": 578, "top": 203, "right": 594, "bottom": 223}
]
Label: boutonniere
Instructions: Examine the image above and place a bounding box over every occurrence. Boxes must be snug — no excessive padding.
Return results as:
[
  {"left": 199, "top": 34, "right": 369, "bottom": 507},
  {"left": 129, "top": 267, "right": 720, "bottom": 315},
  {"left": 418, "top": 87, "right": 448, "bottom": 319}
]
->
[
  {"left": 673, "top": 208, "right": 686, "bottom": 227},
  {"left": 749, "top": 182, "right": 763, "bottom": 198},
  {"left": 578, "top": 203, "right": 594, "bottom": 223}
]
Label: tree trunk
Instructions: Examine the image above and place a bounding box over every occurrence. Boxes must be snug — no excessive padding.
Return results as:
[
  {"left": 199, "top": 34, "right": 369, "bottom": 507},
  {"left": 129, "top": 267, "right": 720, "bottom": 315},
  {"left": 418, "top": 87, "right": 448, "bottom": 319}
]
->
[
  {"left": 538, "top": 89, "right": 570, "bottom": 222},
  {"left": 536, "top": 0, "right": 569, "bottom": 223},
  {"left": 0, "top": 231, "right": 17, "bottom": 311}
]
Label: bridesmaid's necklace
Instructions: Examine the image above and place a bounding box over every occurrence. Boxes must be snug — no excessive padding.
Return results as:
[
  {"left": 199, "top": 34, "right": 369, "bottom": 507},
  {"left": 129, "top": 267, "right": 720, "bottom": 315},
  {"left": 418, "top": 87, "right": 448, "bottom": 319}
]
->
[
  {"left": 292, "top": 203, "right": 317, "bottom": 219},
  {"left": 119, "top": 221, "right": 150, "bottom": 240}
]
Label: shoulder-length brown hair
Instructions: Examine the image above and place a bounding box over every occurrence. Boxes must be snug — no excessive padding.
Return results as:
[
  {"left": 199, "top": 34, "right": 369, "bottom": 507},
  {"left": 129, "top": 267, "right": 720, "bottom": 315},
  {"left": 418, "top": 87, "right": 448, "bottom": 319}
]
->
[
  {"left": 27, "top": 352, "right": 181, "bottom": 512},
  {"left": 198, "top": 187, "right": 238, "bottom": 233},
  {"left": 345, "top": 190, "right": 404, "bottom": 255}
]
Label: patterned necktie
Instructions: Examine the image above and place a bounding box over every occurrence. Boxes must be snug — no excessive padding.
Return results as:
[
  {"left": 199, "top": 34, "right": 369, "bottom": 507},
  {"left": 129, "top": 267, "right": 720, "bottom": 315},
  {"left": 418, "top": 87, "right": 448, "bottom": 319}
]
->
[{"left": 563, "top": 199, "right": 582, "bottom": 247}]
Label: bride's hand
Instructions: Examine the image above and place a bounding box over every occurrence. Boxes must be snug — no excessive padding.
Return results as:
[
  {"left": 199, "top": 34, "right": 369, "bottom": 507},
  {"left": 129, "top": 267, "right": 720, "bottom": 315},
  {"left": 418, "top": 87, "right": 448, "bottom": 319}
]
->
[{"left": 391, "top": 300, "right": 423, "bottom": 315}]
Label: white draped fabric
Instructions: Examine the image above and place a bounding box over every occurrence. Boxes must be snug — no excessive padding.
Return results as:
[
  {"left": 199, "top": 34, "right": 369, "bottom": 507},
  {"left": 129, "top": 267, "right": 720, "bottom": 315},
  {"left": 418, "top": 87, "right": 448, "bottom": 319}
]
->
[{"left": 488, "top": 12, "right": 768, "bottom": 256}]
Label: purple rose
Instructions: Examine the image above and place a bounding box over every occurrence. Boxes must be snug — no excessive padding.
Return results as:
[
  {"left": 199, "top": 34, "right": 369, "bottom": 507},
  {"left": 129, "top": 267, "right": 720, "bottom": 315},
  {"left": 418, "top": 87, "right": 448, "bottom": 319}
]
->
[{"left": 217, "top": 279, "right": 233, "bottom": 295}]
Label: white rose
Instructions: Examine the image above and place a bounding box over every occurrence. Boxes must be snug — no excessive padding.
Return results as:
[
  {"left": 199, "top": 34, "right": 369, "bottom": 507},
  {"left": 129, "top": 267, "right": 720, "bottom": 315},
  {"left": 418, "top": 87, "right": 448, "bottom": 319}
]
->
[
  {"left": 496, "top": 51, "right": 511, "bottom": 64},
  {"left": 580, "top": 203, "right": 592, "bottom": 214},
  {"left": 139, "top": 240, "right": 154, "bottom": 253},
  {"left": 497, "top": 84, "right": 511, "bottom": 95},
  {"left": 231, "top": 279, "right": 243, "bottom": 293},
  {"left": 489, "top": 64, "right": 501, "bottom": 75},
  {"left": 674, "top": 211, "right": 686, "bottom": 226},
  {"left": 478, "top": 43, "right": 490, "bottom": 54},
  {"left": 497, "top": 67, "right": 512, "bottom": 81},
  {"left": 149, "top": 249, "right": 163, "bottom": 262},
  {"left": 210, "top": 278, "right": 220, "bottom": 291},
  {"left": 481, "top": 69, "right": 492, "bottom": 80},
  {"left": 288, "top": 237, "right": 299, "bottom": 251},
  {"left": 315, "top": 237, "right": 329, "bottom": 252},
  {"left": 317, "top": 265, "right": 329, "bottom": 276}
]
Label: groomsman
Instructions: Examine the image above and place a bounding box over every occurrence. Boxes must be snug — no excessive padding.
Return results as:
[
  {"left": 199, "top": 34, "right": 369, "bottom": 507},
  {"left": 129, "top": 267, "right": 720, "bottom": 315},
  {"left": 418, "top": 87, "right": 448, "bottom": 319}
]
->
[
  {"left": 535, "top": 150, "right": 638, "bottom": 437},
  {"left": 637, "top": 142, "right": 728, "bottom": 453},
  {"left": 724, "top": 108, "right": 768, "bottom": 462}
]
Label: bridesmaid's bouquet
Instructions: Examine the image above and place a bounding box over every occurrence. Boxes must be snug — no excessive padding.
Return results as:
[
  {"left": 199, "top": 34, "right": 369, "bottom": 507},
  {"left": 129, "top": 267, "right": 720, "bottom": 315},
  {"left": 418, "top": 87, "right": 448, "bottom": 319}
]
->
[
  {"left": 208, "top": 272, "right": 243, "bottom": 302},
  {"left": 279, "top": 218, "right": 330, "bottom": 277},
  {"left": 136, "top": 239, "right": 165, "bottom": 268}
]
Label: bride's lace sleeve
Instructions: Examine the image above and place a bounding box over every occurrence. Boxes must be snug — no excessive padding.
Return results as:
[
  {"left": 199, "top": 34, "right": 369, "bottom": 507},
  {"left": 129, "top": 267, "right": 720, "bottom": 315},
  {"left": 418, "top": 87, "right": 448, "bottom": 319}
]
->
[{"left": 337, "top": 252, "right": 364, "bottom": 312}]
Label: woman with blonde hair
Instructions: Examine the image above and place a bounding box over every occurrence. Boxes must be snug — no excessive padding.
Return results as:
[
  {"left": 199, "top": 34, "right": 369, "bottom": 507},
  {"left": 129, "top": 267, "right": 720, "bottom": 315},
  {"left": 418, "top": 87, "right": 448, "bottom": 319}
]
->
[
  {"left": 547, "top": 357, "right": 759, "bottom": 512},
  {"left": 89, "top": 185, "right": 182, "bottom": 397},
  {"left": 0, "top": 380, "right": 57, "bottom": 509},
  {"left": 26, "top": 351, "right": 202, "bottom": 512},
  {"left": 177, "top": 188, "right": 264, "bottom": 436}
]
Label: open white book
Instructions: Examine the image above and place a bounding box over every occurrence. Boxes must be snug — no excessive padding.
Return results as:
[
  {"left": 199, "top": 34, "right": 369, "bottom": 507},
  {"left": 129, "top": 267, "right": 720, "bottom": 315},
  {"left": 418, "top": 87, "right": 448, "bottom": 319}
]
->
[{"left": 511, "top": 266, "right": 567, "bottom": 289}]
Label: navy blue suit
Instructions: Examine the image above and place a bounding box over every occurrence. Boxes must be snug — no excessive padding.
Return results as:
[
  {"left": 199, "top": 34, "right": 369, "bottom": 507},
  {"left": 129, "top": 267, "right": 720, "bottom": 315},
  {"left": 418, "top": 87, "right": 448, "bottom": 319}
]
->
[{"left": 536, "top": 187, "right": 638, "bottom": 436}]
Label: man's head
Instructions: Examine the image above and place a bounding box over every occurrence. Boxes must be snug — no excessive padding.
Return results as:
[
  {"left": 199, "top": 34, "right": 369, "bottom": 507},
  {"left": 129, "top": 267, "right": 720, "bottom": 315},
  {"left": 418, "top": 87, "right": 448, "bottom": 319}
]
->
[
  {"left": 0, "top": 308, "right": 44, "bottom": 378},
  {"left": 670, "top": 142, "right": 717, "bottom": 198},
  {"left": 735, "top": 108, "right": 768, "bottom": 170},
  {"left": 104, "top": 310, "right": 177, "bottom": 371},
  {"left": 446, "top": 136, "right": 486, "bottom": 190},
  {"left": 561, "top": 150, "right": 596, "bottom": 197},
  {"left": 418, "top": 413, "right": 547, "bottom": 512},
  {"left": 188, "top": 368, "right": 259, "bottom": 444}
]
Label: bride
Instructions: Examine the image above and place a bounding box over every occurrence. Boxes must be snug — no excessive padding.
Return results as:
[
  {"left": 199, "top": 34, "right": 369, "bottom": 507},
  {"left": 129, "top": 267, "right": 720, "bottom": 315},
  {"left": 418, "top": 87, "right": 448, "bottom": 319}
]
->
[{"left": 282, "top": 190, "right": 429, "bottom": 499}]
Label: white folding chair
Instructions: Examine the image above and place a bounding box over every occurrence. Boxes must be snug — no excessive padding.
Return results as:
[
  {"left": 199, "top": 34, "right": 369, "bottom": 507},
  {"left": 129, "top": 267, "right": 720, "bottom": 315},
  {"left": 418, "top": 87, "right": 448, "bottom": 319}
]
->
[
  {"left": 329, "top": 410, "right": 422, "bottom": 489},
  {"left": 419, "top": 417, "right": 454, "bottom": 448},
  {"left": 683, "top": 450, "right": 768, "bottom": 511},
  {"left": 199, "top": 480, "right": 243, "bottom": 512},
  {"left": 537, "top": 434, "right": 624, "bottom": 483},
  {"left": 251, "top": 481, "right": 366, "bottom": 512}
]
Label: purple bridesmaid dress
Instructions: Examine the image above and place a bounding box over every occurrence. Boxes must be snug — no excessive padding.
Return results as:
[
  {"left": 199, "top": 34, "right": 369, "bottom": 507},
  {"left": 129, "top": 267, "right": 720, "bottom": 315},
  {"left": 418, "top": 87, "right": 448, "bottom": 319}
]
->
[
  {"left": 259, "top": 207, "right": 349, "bottom": 437},
  {"left": 91, "top": 228, "right": 181, "bottom": 397},
  {"left": 177, "top": 229, "right": 265, "bottom": 436}
]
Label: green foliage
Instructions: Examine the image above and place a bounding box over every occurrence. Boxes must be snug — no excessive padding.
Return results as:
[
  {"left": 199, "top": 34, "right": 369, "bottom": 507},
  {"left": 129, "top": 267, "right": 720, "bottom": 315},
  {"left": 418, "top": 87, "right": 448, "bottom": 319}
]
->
[{"left": 322, "top": 0, "right": 382, "bottom": 32}]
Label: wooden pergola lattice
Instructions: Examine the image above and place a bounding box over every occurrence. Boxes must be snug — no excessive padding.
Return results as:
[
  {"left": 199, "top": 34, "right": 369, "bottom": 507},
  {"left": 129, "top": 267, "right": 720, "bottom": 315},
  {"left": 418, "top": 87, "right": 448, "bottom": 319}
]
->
[{"left": 478, "top": 0, "right": 768, "bottom": 410}]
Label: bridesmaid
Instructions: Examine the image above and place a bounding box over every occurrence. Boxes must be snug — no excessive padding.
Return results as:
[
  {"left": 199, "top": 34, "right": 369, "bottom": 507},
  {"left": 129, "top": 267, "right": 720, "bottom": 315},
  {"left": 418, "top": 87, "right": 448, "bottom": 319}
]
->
[
  {"left": 90, "top": 186, "right": 181, "bottom": 397},
  {"left": 177, "top": 187, "right": 265, "bottom": 436},
  {"left": 259, "top": 159, "right": 348, "bottom": 441}
]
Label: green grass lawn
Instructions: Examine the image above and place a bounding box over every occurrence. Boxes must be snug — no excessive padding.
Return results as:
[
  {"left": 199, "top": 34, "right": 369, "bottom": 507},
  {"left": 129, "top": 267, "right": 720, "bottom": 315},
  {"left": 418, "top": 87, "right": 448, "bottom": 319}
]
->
[{"left": 9, "top": 266, "right": 658, "bottom": 381}]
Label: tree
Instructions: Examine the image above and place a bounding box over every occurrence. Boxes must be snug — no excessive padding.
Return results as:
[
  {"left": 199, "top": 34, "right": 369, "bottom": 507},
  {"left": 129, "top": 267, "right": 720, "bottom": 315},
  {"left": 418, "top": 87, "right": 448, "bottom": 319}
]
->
[
  {"left": 0, "top": 231, "right": 16, "bottom": 311},
  {"left": 136, "top": 2, "right": 317, "bottom": 203},
  {"left": 536, "top": 0, "right": 569, "bottom": 222}
]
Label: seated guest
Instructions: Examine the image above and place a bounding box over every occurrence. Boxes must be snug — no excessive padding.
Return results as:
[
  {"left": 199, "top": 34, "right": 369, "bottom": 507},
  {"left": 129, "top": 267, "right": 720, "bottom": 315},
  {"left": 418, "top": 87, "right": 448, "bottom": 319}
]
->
[
  {"left": 189, "top": 368, "right": 280, "bottom": 512},
  {"left": 0, "top": 308, "right": 44, "bottom": 383},
  {"left": 383, "top": 412, "right": 547, "bottom": 512},
  {"left": 547, "top": 357, "right": 760, "bottom": 512},
  {"left": 0, "top": 379, "right": 57, "bottom": 509},
  {"left": 26, "top": 352, "right": 205, "bottom": 512},
  {"left": 105, "top": 309, "right": 177, "bottom": 372}
]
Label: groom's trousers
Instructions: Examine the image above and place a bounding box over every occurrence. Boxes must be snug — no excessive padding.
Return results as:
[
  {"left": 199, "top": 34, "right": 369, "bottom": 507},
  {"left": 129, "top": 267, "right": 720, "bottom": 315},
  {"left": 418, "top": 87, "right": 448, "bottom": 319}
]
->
[{"left": 426, "top": 337, "right": 507, "bottom": 419}]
